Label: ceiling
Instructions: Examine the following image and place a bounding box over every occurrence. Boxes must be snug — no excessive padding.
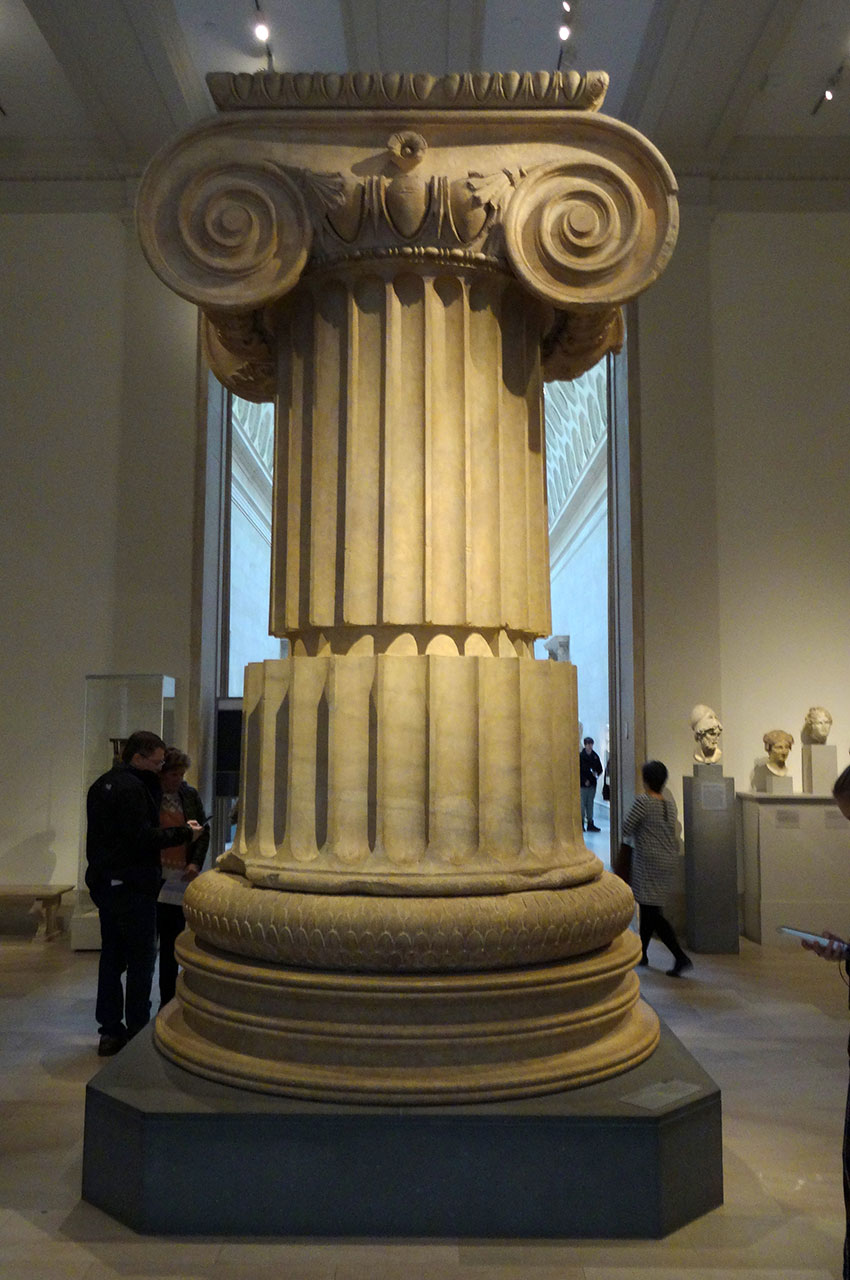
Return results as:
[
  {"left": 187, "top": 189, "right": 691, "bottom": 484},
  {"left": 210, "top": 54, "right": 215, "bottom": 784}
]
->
[{"left": 1, "top": 0, "right": 848, "bottom": 209}]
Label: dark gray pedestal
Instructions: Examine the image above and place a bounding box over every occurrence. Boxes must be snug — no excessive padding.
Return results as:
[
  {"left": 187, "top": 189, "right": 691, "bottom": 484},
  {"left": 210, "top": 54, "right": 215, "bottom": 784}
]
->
[
  {"left": 83, "top": 1020, "right": 722, "bottom": 1238},
  {"left": 683, "top": 768, "right": 739, "bottom": 953}
]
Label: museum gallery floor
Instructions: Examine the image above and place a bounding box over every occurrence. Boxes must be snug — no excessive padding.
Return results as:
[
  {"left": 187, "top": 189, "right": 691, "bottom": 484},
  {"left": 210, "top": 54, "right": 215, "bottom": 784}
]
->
[{"left": 1, "top": 934, "right": 845, "bottom": 1277}]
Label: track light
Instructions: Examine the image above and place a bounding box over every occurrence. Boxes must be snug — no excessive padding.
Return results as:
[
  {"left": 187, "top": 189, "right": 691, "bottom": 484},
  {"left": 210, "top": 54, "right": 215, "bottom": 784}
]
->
[
  {"left": 555, "top": 0, "right": 576, "bottom": 72},
  {"left": 811, "top": 62, "right": 844, "bottom": 115}
]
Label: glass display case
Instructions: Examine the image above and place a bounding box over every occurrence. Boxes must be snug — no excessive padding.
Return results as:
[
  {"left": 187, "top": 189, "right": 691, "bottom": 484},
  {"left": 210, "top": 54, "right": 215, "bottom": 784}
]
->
[{"left": 70, "top": 675, "right": 176, "bottom": 950}]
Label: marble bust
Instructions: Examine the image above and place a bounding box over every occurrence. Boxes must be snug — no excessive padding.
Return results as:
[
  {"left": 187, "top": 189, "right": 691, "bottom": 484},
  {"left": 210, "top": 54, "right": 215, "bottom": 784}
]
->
[
  {"left": 691, "top": 704, "right": 722, "bottom": 764},
  {"left": 763, "top": 729, "right": 794, "bottom": 776},
  {"left": 801, "top": 706, "right": 833, "bottom": 745}
]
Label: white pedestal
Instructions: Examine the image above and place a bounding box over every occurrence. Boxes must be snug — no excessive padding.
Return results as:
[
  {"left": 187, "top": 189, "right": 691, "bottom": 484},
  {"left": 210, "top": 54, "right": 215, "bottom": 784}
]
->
[
  {"left": 740, "top": 793, "right": 850, "bottom": 944},
  {"left": 802, "top": 743, "right": 837, "bottom": 795}
]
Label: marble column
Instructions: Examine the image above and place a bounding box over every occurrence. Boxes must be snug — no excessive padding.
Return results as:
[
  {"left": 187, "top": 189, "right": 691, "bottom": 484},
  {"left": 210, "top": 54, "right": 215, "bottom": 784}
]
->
[{"left": 137, "top": 69, "right": 678, "bottom": 1103}]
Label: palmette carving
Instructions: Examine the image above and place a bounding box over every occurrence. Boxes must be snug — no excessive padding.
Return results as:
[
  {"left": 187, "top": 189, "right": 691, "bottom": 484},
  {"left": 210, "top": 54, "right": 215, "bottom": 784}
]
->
[
  {"left": 542, "top": 306, "right": 624, "bottom": 382},
  {"left": 202, "top": 311, "right": 276, "bottom": 402}
]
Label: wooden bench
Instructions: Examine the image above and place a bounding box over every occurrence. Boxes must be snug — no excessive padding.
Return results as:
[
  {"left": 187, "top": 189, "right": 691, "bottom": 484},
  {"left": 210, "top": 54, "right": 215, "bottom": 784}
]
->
[{"left": 0, "top": 884, "right": 75, "bottom": 939}]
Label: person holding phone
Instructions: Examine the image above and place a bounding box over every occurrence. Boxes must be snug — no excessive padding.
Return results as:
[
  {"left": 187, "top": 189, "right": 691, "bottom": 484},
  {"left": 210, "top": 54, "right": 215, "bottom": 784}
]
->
[
  {"left": 801, "top": 764, "right": 850, "bottom": 1280},
  {"left": 156, "top": 747, "right": 210, "bottom": 1007},
  {"left": 86, "top": 731, "right": 205, "bottom": 1056}
]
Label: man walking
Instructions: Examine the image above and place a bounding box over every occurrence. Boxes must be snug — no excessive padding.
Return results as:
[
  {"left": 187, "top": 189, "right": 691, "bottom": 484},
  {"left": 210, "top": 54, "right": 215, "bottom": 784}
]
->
[
  {"left": 579, "top": 736, "right": 604, "bottom": 832},
  {"left": 85, "top": 730, "right": 204, "bottom": 1056}
]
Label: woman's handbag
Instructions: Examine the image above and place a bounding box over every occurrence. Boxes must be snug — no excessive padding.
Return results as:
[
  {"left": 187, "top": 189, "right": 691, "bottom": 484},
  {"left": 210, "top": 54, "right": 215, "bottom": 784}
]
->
[{"left": 613, "top": 841, "right": 632, "bottom": 886}]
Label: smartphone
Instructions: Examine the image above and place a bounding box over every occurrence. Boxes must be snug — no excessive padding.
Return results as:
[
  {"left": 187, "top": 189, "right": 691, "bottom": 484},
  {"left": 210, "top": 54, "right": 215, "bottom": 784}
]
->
[{"left": 777, "top": 925, "right": 849, "bottom": 952}]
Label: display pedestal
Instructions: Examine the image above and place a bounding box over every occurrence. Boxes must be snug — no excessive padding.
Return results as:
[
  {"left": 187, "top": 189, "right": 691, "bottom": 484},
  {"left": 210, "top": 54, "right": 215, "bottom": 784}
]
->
[
  {"left": 802, "top": 743, "right": 837, "bottom": 795},
  {"left": 752, "top": 764, "right": 793, "bottom": 795},
  {"left": 83, "top": 1021, "right": 722, "bottom": 1238},
  {"left": 683, "top": 765, "right": 739, "bottom": 952},
  {"left": 740, "top": 793, "right": 850, "bottom": 943}
]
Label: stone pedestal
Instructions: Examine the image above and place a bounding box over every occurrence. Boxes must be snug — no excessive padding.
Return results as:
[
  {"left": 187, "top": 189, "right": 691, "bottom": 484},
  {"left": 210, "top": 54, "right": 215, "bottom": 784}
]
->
[
  {"left": 683, "top": 766, "right": 738, "bottom": 953},
  {"left": 83, "top": 1020, "right": 722, "bottom": 1237},
  {"left": 802, "top": 743, "right": 837, "bottom": 794},
  {"left": 136, "top": 70, "right": 678, "bottom": 1103},
  {"left": 741, "top": 793, "right": 850, "bottom": 943},
  {"left": 753, "top": 763, "right": 793, "bottom": 794}
]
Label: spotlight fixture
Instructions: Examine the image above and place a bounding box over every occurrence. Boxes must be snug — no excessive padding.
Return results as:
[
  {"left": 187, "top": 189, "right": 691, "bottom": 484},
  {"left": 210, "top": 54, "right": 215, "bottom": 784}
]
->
[
  {"left": 811, "top": 61, "right": 844, "bottom": 115},
  {"left": 251, "top": 0, "right": 275, "bottom": 70},
  {"left": 555, "top": 0, "right": 577, "bottom": 72}
]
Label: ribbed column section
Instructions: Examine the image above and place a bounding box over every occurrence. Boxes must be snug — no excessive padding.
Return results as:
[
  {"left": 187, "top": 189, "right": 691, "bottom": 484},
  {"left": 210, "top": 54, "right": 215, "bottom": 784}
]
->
[
  {"left": 270, "top": 265, "right": 550, "bottom": 639},
  {"left": 227, "top": 652, "right": 595, "bottom": 895}
]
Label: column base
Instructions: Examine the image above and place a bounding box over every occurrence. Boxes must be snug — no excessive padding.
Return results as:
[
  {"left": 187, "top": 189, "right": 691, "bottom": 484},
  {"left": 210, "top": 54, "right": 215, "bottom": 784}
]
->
[{"left": 154, "top": 925, "right": 659, "bottom": 1104}]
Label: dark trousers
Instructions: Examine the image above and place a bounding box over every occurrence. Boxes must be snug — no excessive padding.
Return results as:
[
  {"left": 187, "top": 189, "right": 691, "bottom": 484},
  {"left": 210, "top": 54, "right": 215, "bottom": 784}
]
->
[
  {"left": 638, "top": 902, "right": 687, "bottom": 964},
  {"left": 156, "top": 901, "right": 186, "bottom": 1007},
  {"left": 95, "top": 890, "right": 157, "bottom": 1038},
  {"left": 580, "top": 784, "right": 596, "bottom": 827}
]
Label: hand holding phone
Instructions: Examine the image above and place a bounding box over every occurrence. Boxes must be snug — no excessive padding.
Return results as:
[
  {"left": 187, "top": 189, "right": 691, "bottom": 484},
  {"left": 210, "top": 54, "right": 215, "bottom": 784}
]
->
[{"left": 778, "top": 926, "right": 849, "bottom": 958}]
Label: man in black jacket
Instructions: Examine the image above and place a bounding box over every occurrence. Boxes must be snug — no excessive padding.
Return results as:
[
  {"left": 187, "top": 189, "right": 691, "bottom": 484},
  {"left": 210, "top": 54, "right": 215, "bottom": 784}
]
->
[
  {"left": 579, "top": 736, "right": 604, "bottom": 832},
  {"left": 86, "top": 729, "right": 204, "bottom": 1056}
]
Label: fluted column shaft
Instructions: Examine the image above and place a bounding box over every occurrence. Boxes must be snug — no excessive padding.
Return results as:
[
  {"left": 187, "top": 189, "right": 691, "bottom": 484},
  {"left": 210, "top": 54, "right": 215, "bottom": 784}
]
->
[{"left": 272, "top": 264, "right": 550, "bottom": 642}]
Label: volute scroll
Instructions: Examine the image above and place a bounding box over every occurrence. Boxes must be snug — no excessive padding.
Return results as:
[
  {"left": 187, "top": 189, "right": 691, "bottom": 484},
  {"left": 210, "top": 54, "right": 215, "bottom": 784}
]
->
[
  {"left": 504, "top": 141, "right": 678, "bottom": 310},
  {"left": 137, "top": 156, "right": 313, "bottom": 312}
]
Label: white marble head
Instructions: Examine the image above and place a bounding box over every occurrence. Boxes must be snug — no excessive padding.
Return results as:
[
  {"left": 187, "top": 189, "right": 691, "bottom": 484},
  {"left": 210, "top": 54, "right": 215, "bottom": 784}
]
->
[
  {"left": 802, "top": 706, "right": 833, "bottom": 745},
  {"left": 763, "top": 728, "right": 794, "bottom": 774},
  {"left": 690, "top": 704, "right": 722, "bottom": 763}
]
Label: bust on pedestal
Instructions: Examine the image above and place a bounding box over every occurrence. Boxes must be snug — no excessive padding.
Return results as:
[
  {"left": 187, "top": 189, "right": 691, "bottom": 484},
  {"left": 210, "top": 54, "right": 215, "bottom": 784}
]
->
[
  {"left": 690, "top": 704, "right": 722, "bottom": 766},
  {"left": 753, "top": 729, "right": 794, "bottom": 794},
  {"left": 801, "top": 706, "right": 837, "bottom": 794},
  {"left": 683, "top": 706, "right": 738, "bottom": 952}
]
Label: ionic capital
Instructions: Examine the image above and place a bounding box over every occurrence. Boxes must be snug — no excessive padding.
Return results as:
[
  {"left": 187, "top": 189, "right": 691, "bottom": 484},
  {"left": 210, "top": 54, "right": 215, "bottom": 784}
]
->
[{"left": 137, "top": 72, "right": 677, "bottom": 396}]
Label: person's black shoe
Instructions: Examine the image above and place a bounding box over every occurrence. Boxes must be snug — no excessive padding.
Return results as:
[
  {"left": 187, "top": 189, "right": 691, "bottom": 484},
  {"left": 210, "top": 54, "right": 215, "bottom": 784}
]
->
[
  {"left": 97, "top": 1032, "right": 127, "bottom": 1057},
  {"left": 667, "top": 955, "right": 693, "bottom": 978},
  {"left": 587, "top": 824, "right": 601, "bottom": 832},
  {"left": 638, "top": 954, "right": 649, "bottom": 967}
]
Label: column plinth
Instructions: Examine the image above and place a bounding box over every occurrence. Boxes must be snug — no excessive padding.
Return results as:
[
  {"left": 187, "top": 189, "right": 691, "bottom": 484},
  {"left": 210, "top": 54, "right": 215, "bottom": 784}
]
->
[{"left": 137, "top": 70, "right": 678, "bottom": 1102}]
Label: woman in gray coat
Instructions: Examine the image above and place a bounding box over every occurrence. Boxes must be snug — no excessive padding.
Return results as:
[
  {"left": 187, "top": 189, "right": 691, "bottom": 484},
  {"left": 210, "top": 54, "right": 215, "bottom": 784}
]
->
[{"left": 622, "top": 760, "right": 692, "bottom": 977}]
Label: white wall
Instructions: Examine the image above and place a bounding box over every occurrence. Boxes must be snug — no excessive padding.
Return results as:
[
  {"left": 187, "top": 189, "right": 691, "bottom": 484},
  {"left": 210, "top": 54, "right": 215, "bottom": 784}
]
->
[
  {"left": 0, "top": 212, "right": 197, "bottom": 888},
  {"left": 712, "top": 212, "right": 850, "bottom": 793},
  {"left": 636, "top": 202, "right": 850, "bottom": 808}
]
